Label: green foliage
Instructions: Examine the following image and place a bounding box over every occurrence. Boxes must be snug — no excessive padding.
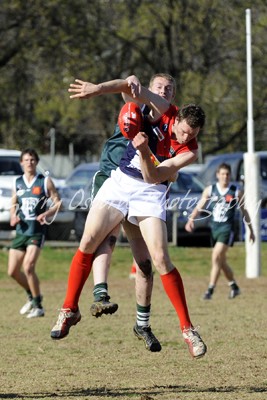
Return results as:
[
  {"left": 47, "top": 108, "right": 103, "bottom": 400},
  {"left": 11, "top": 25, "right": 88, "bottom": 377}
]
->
[{"left": 0, "top": 0, "right": 266, "bottom": 157}]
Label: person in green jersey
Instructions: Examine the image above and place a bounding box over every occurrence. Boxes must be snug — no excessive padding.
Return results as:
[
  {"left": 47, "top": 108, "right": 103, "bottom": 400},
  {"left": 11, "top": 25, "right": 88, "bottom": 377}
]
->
[
  {"left": 8, "top": 148, "right": 61, "bottom": 318},
  {"left": 185, "top": 163, "right": 255, "bottom": 300}
]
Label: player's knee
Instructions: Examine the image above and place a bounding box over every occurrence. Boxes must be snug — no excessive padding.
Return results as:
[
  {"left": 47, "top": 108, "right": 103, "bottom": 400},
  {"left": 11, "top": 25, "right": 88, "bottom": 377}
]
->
[
  {"left": 212, "top": 251, "right": 223, "bottom": 264},
  {"left": 152, "top": 253, "right": 171, "bottom": 274},
  {"left": 138, "top": 259, "right": 152, "bottom": 277},
  {"left": 153, "top": 253, "right": 167, "bottom": 267},
  {"left": 7, "top": 269, "right": 16, "bottom": 279},
  {"left": 23, "top": 263, "right": 35, "bottom": 276}
]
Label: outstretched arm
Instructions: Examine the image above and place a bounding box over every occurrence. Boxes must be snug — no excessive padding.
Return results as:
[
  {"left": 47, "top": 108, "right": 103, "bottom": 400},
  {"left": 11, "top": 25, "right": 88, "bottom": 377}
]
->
[
  {"left": 68, "top": 78, "right": 129, "bottom": 99},
  {"left": 68, "top": 78, "right": 170, "bottom": 119}
]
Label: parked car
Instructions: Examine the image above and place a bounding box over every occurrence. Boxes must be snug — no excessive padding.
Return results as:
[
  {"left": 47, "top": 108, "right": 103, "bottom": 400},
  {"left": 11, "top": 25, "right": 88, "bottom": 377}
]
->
[
  {"left": 179, "top": 163, "right": 205, "bottom": 177},
  {"left": 60, "top": 162, "right": 100, "bottom": 240},
  {"left": 0, "top": 149, "right": 74, "bottom": 240},
  {"left": 62, "top": 162, "right": 211, "bottom": 245},
  {"left": 166, "top": 171, "right": 211, "bottom": 246},
  {"left": 198, "top": 151, "right": 267, "bottom": 207}
]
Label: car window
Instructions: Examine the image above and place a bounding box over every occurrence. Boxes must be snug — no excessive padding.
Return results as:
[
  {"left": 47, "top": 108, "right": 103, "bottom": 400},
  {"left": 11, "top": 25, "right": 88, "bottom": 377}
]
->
[
  {"left": 237, "top": 159, "right": 244, "bottom": 181},
  {"left": 0, "top": 157, "right": 23, "bottom": 175},
  {"left": 199, "top": 157, "right": 240, "bottom": 185},
  {"left": 198, "top": 159, "right": 220, "bottom": 185},
  {"left": 260, "top": 158, "right": 267, "bottom": 180},
  {"left": 170, "top": 173, "right": 204, "bottom": 194},
  {"left": 65, "top": 169, "right": 97, "bottom": 189},
  {"left": 236, "top": 156, "right": 267, "bottom": 181}
]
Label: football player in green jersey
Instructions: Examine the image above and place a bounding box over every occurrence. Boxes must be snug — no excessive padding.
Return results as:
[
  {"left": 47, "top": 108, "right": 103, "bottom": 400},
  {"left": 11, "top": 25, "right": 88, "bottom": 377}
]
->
[{"left": 8, "top": 148, "right": 61, "bottom": 318}]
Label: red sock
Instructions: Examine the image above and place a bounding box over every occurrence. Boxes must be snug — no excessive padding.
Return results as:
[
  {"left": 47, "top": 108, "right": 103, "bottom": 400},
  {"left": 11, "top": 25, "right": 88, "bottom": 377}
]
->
[
  {"left": 130, "top": 264, "right": 137, "bottom": 274},
  {"left": 160, "top": 268, "right": 192, "bottom": 330},
  {"left": 63, "top": 249, "right": 94, "bottom": 311}
]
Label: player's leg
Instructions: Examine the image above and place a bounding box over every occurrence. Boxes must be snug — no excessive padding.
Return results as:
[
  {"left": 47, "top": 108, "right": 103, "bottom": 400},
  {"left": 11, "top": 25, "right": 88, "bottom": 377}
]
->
[
  {"left": 138, "top": 216, "right": 190, "bottom": 325},
  {"left": 88, "top": 170, "right": 119, "bottom": 316},
  {"left": 124, "top": 220, "right": 161, "bottom": 352},
  {"left": 51, "top": 201, "right": 124, "bottom": 339},
  {"left": 8, "top": 248, "right": 28, "bottom": 289},
  {"left": 138, "top": 216, "right": 207, "bottom": 358},
  {"left": 203, "top": 241, "right": 223, "bottom": 300},
  {"left": 204, "top": 230, "right": 239, "bottom": 299},
  {"left": 90, "top": 224, "right": 121, "bottom": 317},
  {"left": 212, "top": 242, "right": 228, "bottom": 280},
  {"left": 22, "top": 243, "right": 44, "bottom": 318},
  {"left": 219, "top": 233, "right": 240, "bottom": 299},
  {"left": 8, "top": 245, "right": 33, "bottom": 314},
  {"left": 66, "top": 200, "right": 123, "bottom": 308}
]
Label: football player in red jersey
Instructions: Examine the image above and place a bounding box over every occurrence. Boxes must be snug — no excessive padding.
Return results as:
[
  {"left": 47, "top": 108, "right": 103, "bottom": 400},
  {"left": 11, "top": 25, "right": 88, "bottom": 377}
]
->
[
  {"left": 51, "top": 77, "right": 207, "bottom": 359},
  {"left": 86, "top": 75, "right": 178, "bottom": 353}
]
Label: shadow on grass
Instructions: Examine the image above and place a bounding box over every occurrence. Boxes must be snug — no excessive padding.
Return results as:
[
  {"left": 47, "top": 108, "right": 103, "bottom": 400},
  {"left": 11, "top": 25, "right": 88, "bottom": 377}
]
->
[{"left": 0, "top": 384, "right": 266, "bottom": 399}]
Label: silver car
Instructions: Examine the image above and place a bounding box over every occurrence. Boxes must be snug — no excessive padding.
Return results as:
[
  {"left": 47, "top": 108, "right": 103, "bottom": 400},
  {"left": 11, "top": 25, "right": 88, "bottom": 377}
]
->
[
  {"left": 0, "top": 149, "right": 74, "bottom": 241},
  {"left": 61, "top": 163, "right": 211, "bottom": 246},
  {"left": 59, "top": 162, "right": 100, "bottom": 240}
]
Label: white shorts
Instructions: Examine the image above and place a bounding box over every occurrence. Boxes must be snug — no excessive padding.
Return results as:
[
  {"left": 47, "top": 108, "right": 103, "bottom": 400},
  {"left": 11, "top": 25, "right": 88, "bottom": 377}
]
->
[{"left": 93, "top": 168, "right": 167, "bottom": 225}]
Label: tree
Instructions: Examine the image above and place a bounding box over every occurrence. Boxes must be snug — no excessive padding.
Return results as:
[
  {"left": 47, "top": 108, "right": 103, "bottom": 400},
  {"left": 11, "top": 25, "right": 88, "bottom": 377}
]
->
[{"left": 0, "top": 0, "right": 266, "bottom": 160}]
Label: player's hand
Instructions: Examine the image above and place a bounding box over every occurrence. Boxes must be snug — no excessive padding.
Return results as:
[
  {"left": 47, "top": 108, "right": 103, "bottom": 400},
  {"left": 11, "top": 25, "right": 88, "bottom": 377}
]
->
[
  {"left": 68, "top": 79, "right": 99, "bottom": 99},
  {"left": 10, "top": 214, "right": 20, "bottom": 227},
  {"left": 132, "top": 132, "right": 149, "bottom": 152},
  {"left": 37, "top": 213, "right": 48, "bottom": 225},
  {"left": 185, "top": 219, "right": 194, "bottom": 232},
  {"left": 126, "top": 75, "right": 141, "bottom": 98},
  {"left": 249, "top": 230, "right": 255, "bottom": 243}
]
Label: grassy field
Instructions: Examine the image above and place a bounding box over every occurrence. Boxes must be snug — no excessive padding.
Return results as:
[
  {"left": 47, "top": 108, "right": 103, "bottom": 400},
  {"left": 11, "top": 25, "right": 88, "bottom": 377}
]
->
[{"left": 0, "top": 243, "right": 266, "bottom": 400}]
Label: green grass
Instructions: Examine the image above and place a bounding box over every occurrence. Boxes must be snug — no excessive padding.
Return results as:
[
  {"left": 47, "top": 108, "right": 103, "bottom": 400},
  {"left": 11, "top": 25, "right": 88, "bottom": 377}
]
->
[{"left": 1, "top": 242, "right": 266, "bottom": 281}]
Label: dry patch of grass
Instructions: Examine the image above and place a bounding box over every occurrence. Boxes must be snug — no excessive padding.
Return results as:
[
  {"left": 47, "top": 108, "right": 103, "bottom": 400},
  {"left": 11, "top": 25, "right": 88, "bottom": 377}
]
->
[{"left": 0, "top": 244, "right": 266, "bottom": 400}]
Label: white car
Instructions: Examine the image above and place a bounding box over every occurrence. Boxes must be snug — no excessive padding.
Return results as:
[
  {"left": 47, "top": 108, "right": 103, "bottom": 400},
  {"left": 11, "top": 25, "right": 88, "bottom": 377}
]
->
[
  {"left": 0, "top": 178, "right": 16, "bottom": 231},
  {"left": 0, "top": 149, "right": 74, "bottom": 240}
]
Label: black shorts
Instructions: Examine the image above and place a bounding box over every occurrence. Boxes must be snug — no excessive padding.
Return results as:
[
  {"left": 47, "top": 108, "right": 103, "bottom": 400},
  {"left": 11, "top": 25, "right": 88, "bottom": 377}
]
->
[{"left": 211, "top": 228, "right": 234, "bottom": 247}]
